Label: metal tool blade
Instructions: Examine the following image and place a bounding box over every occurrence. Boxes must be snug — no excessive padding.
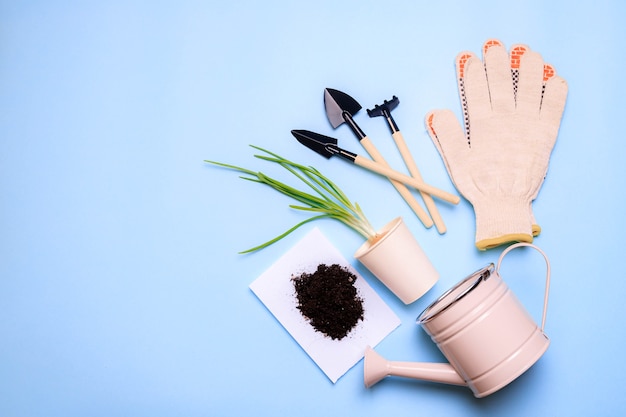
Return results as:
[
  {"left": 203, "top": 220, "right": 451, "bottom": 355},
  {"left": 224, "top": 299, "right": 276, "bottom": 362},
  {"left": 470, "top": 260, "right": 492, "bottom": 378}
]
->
[
  {"left": 291, "top": 130, "right": 339, "bottom": 159},
  {"left": 367, "top": 96, "right": 399, "bottom": 118},
  {"left": 367, "top": 96, "right": 401, "bottom": 134},
  {"left": 324, "top": 88, "right": 362, "bottom": 128}
]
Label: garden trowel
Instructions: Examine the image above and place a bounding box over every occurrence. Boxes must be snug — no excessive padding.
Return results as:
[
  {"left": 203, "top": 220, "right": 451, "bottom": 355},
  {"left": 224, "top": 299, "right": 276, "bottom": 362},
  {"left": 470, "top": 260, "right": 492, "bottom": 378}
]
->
[
  {"left": 292, "top": 129, "right": 459, "bottom": 205},
  {"left": 324, "top": 88, "right": 433, "bottom": 227}
]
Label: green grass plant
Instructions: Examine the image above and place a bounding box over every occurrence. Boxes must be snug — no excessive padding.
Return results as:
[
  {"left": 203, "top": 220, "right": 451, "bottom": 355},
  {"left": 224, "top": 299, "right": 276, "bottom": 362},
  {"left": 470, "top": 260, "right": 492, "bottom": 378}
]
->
[{"left": 206, "top": 145, "right": 378, "bottom": 253}]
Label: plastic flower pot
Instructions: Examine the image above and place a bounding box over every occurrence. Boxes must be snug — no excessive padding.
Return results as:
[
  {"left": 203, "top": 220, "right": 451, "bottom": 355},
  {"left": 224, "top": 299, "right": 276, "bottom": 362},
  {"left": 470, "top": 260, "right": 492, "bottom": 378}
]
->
[{"left": 354, "top": 217, "right": 439, "bottom": 304}]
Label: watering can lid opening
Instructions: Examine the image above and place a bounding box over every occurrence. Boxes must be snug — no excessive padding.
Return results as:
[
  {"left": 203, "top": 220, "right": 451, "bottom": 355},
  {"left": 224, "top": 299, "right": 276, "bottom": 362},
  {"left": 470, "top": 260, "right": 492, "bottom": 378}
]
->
[{"left": 417, "top": 263, "right": 495, "bottom": 324}]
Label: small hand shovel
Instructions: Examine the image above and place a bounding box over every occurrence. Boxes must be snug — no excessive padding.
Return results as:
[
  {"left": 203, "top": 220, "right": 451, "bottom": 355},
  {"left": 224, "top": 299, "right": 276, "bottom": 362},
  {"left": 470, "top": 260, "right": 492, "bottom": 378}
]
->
[
  {"left": 292, "top": 129, "right": 460, "bottom": 205},
  {"left": 324, "top": 88, "right": 434, "bottom": 228},
  {"left": 368, "top": 97, "right": 446, "bottom": 234}
]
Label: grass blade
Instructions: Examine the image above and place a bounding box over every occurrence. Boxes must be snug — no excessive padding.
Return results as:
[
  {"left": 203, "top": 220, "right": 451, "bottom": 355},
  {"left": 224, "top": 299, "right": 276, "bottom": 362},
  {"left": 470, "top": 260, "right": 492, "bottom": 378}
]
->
[{"left": 207, "top": 146, "right": 378, "bottom": 253}]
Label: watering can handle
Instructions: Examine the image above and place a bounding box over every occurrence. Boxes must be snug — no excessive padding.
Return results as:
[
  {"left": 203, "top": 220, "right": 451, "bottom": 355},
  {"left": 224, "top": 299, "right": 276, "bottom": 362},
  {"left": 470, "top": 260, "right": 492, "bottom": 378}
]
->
[{"left": 495, "top": 242, "right": 551, "bottom": 331}]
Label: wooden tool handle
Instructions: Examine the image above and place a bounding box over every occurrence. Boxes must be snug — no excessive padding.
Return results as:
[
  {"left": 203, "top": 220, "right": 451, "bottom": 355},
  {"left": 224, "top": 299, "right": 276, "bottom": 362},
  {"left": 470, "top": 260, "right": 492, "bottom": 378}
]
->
[
  {"left": 359, "top": 136, "right": 433, "bottom": 228},
  {"left": 392, "top": 131, "right": 447, "bottom": 234},
  {"left": 354, "top": 154, "right": 460, "bottom": 205},
  {"left": 359, "top": 136, "right": 386, "bottom": 163}
]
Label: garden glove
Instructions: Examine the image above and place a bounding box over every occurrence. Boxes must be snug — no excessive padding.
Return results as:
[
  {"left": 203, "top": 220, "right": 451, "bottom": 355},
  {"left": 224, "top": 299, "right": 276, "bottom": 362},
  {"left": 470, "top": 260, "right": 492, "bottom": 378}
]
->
[{"left": 426, "top": 39, "right": 568, "bottom": 250}]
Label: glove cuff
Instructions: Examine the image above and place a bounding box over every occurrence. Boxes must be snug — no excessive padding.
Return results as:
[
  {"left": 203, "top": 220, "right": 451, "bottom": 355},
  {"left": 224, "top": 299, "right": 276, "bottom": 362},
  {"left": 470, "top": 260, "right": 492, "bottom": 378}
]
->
[
  {"left": 530, "top": 205, "right": 541, "bottom": 237},
  {"left": 532, "top": 224, "right": 541, "bottom": 237},
  {"left": 472, "top": 197, "right": 534, "bottom": 250}
]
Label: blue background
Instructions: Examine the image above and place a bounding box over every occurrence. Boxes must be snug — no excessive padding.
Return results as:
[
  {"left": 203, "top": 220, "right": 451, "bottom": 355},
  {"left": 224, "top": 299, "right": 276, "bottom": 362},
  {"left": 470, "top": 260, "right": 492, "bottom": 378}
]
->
[{"left": 2, "top": 1, "right": 625, "bottom": 416}]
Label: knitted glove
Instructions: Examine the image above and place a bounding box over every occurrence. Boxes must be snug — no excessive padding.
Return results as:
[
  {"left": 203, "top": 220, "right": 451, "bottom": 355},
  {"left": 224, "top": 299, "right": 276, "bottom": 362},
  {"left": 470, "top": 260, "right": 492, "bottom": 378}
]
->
[{"left": 426, "top": 39, "right": 568, "bottom": 250}]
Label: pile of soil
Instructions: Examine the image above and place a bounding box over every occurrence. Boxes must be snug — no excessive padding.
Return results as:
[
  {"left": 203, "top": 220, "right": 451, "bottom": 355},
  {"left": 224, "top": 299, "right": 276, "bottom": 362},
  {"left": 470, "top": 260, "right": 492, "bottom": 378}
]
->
[{"left": 292, "top": 263, "right": 364, "bottom": 340}]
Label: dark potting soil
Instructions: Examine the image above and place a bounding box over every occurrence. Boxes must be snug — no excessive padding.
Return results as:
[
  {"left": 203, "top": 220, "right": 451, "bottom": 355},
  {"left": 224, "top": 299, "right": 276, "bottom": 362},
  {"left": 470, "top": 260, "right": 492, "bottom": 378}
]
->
[{"left": 292, "top": 263, "right": 364, "bottom": 341}]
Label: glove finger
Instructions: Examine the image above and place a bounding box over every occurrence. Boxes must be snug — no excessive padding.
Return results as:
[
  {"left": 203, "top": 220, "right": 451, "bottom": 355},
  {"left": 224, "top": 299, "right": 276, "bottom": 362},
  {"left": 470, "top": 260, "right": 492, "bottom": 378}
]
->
[
  {"left": 458, "top": 51, "right": 491, "bottom": 122},
  {"left": 425, "top": 109, "right": 467, "bottom": 167},
  {"left": 483, "top": 39, "right": 515, "bottom": 114},
  {"left": 540, "top": 71, "right": 568, "bottom": 131},
  {"left": 510, "top": 44, "right": 528, "bottom": 102},
  {"left": 516, "top": 48, "right": 545, "bottom": 115}
]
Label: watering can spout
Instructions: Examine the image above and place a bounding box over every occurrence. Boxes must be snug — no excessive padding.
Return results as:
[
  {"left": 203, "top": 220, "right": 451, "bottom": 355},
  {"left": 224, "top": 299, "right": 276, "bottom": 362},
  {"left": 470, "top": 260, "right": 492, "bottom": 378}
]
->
[{"left": 364, "top": 346, "right": 466, "bottom": 389}]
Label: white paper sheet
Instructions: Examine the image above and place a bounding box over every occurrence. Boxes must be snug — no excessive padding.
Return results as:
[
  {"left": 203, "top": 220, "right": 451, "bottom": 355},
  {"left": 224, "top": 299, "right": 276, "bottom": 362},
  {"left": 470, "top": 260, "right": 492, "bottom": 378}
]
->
[{"left": 249, "top": 228, "right": 401, "bottom": 383}]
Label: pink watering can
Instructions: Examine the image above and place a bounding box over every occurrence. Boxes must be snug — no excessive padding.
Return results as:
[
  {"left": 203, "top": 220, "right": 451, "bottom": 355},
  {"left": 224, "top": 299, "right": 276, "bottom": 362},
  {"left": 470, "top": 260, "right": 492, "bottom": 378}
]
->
[{"left": 364, "top": 243, "right": 551, "bottom": 398}]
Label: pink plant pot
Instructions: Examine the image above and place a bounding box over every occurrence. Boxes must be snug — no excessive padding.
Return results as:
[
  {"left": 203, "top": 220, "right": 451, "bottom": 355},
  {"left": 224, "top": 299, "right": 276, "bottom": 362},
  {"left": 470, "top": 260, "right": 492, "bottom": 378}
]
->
[{"left": 354, "top": 217, "right": 439, "bottom": 304}]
